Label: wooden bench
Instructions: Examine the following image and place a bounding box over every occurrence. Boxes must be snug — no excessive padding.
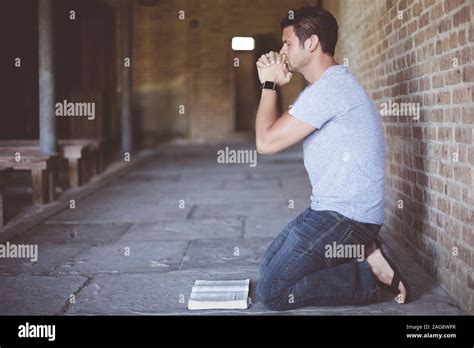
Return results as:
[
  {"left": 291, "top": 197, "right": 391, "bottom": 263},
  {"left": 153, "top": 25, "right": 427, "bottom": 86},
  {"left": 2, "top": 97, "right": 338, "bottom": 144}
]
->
[
  {"left": 0, "top": 139, "right": 104, "bottom": 187},
  {"left": 0, "top": 150, "right": 58, "bottom": 205},
  {"left": 0, "top": 166, "right": 13, "bottom": 225}
]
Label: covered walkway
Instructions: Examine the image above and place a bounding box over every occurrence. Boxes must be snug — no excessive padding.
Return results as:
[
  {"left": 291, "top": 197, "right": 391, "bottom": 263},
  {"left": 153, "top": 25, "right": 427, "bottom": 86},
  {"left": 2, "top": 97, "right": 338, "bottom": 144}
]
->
[{"left": 0, "top": 143, "right": 463, "bottom": 315}]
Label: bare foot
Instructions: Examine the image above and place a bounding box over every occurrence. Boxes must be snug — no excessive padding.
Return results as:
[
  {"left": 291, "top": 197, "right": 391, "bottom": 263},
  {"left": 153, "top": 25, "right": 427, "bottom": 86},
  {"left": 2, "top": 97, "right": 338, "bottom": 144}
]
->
[
  {"left": 367, "top": 248, "right": 407, "bottom": 303},
  {"left": 364, "top": 241, "right": 377, "bottom": 258}
]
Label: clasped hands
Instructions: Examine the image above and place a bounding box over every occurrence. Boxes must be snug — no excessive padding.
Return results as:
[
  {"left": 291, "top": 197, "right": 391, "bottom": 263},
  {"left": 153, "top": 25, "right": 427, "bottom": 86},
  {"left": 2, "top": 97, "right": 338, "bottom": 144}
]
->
[{"left": 256, "top": 51, "right": 293, "bottom": 87}]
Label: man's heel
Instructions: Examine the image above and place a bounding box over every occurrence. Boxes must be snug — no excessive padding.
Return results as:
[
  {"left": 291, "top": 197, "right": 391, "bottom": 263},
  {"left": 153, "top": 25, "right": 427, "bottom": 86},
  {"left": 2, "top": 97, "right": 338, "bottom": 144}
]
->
[{"left": 374, "top": 238, "right": 410, "bottom": 304}]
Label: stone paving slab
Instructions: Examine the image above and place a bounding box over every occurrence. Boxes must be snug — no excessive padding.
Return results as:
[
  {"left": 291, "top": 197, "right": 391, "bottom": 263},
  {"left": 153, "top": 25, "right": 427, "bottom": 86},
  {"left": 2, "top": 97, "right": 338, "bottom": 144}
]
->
[
  {"left": 116, "top": 164, "right": 182, "bottom": 176},
  {"left": 71, "top": 183, "right": 306, "bottom": 212},
  {"left": 48, "top": 198, "right": 191, "bottom": 223},
  {"left": 72, "top": 188, "right": 163, "bottom": 205},
  {"left": 12, "top": 223, "right": 132, "bottom": 245},
  {"left": 98, "top": 177, "right": 226, "bottom": 196},
  {"left": 0, "top": 244, "right": 89, "bottom": 276},
  {"left": 0, "top": 275, "right": 88, "bottom": 315},
  {"left": 221, "top": 178, "right": 282, "bottom": 190},
  {"left": 119, "top": 218, "right": 243, "bottom": 242},
  {"left": 66, "top": 268, "right": 260, "bottom": 315},
  {"left": 180, "top": 169, "right": 250, "bottom": 181},
  {"left": 184, "top": 189, "right": 289, "bottom": 204},
  {"left": 190, "top": 201, "right": 300, "bottom": 219},
  {"left": 119, "top": 173, "right": 183, "bottom": 182},
  {"left": 244, "top": 215, "right": 295, "bottom": 238},
  {"left": 111, "top": 174, "right": 226, "bottom": 190},
  {"left": 53, "top": 240, "right": 189, "bottom": 276},
  {"left": 180, "top": 238, "right": 272, "bottom": 270},
  {"left": 137, "top": 158, "right": 229, "bottom": 173},
  {"left": 198, "top": 194, "right": 310, "bottom": 211}
]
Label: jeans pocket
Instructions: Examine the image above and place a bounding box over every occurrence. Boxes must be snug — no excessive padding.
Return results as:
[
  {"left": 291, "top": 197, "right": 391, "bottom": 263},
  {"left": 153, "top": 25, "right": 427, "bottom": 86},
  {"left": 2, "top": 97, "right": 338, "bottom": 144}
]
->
[
  {"left": 343, "top": 222, "right": 381, "bottom": 245},
  {"left": 325, "top": 222, "right": 380, "bottom": 267},
  {"left": 301, "top": 210, "right": 346, "bottom": 239}
]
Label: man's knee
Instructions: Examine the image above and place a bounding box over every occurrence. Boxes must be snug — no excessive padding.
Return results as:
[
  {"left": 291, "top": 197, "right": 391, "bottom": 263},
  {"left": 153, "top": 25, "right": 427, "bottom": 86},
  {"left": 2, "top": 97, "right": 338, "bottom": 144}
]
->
[
  {"left": 258, "top": 259, "right": 266, "bottom": 276},
  {"left": 256, "top": 276, "right": 290, "bottom": 311}
]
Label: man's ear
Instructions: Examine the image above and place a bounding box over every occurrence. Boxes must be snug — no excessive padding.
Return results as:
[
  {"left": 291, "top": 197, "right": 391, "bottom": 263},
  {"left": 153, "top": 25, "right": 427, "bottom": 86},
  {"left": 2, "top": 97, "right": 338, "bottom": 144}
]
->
[{"left": 307, "top": 35, "right": 319, "bottom": 53}]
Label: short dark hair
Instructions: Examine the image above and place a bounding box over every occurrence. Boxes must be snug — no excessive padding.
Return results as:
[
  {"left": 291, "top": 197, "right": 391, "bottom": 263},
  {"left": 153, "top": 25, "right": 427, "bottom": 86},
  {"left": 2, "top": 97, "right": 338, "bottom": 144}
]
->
[{"left": 280, "top": 6, "right": 338, "bottom": 56}]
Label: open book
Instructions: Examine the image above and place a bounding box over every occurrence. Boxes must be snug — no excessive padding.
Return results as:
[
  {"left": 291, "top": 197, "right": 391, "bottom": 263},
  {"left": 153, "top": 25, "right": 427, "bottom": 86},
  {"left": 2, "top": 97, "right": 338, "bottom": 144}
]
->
[{"left": 187, "top": 279, "right": 250, "bottom": 310}]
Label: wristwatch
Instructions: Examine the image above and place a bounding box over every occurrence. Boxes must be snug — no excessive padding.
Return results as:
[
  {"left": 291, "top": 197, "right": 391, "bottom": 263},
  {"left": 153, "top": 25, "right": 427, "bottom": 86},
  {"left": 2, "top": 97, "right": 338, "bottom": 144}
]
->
[{"left": 261, "top": 81, "right": 278, "bottom": 91}]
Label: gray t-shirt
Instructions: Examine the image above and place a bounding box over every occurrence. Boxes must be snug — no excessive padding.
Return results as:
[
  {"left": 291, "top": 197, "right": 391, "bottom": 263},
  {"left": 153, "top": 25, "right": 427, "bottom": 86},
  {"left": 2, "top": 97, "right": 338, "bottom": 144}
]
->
[{"left": 289, "top": 64, "right": 385, "bottom": 224}]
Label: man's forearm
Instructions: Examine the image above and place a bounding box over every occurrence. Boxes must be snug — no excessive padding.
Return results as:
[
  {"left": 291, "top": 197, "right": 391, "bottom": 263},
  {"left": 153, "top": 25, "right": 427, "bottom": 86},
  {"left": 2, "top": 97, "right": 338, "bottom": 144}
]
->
[{"left": 255, "top": 90, "right": 279, "bottom": 150}]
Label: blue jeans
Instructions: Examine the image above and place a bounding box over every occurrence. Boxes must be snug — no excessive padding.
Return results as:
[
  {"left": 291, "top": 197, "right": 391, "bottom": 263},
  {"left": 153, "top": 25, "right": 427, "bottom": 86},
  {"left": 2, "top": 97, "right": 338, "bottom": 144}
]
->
[{"left": 257, "top": 207, "right": 382, "bottom": 311}]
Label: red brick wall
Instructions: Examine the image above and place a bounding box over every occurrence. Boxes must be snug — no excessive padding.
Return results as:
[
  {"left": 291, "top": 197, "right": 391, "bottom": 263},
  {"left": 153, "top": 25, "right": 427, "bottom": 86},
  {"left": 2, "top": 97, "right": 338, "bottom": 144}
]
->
[
  {"left": 132, "top": 0, "right": 314, "bottom": 143},
  {"left": 325, "top": 0, "right": 473, "bottom": 313}
]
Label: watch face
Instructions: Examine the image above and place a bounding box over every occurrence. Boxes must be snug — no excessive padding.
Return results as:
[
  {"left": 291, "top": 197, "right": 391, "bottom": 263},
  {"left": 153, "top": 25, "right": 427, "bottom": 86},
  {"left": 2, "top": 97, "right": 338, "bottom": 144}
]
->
[{"left": 263, "top": 81, "right": 276, "bottom": 90}]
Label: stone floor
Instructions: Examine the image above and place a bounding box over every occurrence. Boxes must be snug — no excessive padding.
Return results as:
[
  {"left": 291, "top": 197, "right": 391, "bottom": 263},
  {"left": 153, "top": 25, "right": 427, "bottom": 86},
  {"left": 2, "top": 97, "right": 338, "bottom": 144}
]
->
[{"left": 0, "top": 142, "right": 464, "bottom": 315}]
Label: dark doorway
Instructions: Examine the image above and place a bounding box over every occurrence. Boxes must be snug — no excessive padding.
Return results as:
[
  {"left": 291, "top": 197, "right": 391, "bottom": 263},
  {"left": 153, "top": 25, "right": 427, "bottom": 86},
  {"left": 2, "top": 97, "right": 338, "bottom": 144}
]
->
[{"left": 0, "top": 0, "right": 39, "bottom": 139}]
